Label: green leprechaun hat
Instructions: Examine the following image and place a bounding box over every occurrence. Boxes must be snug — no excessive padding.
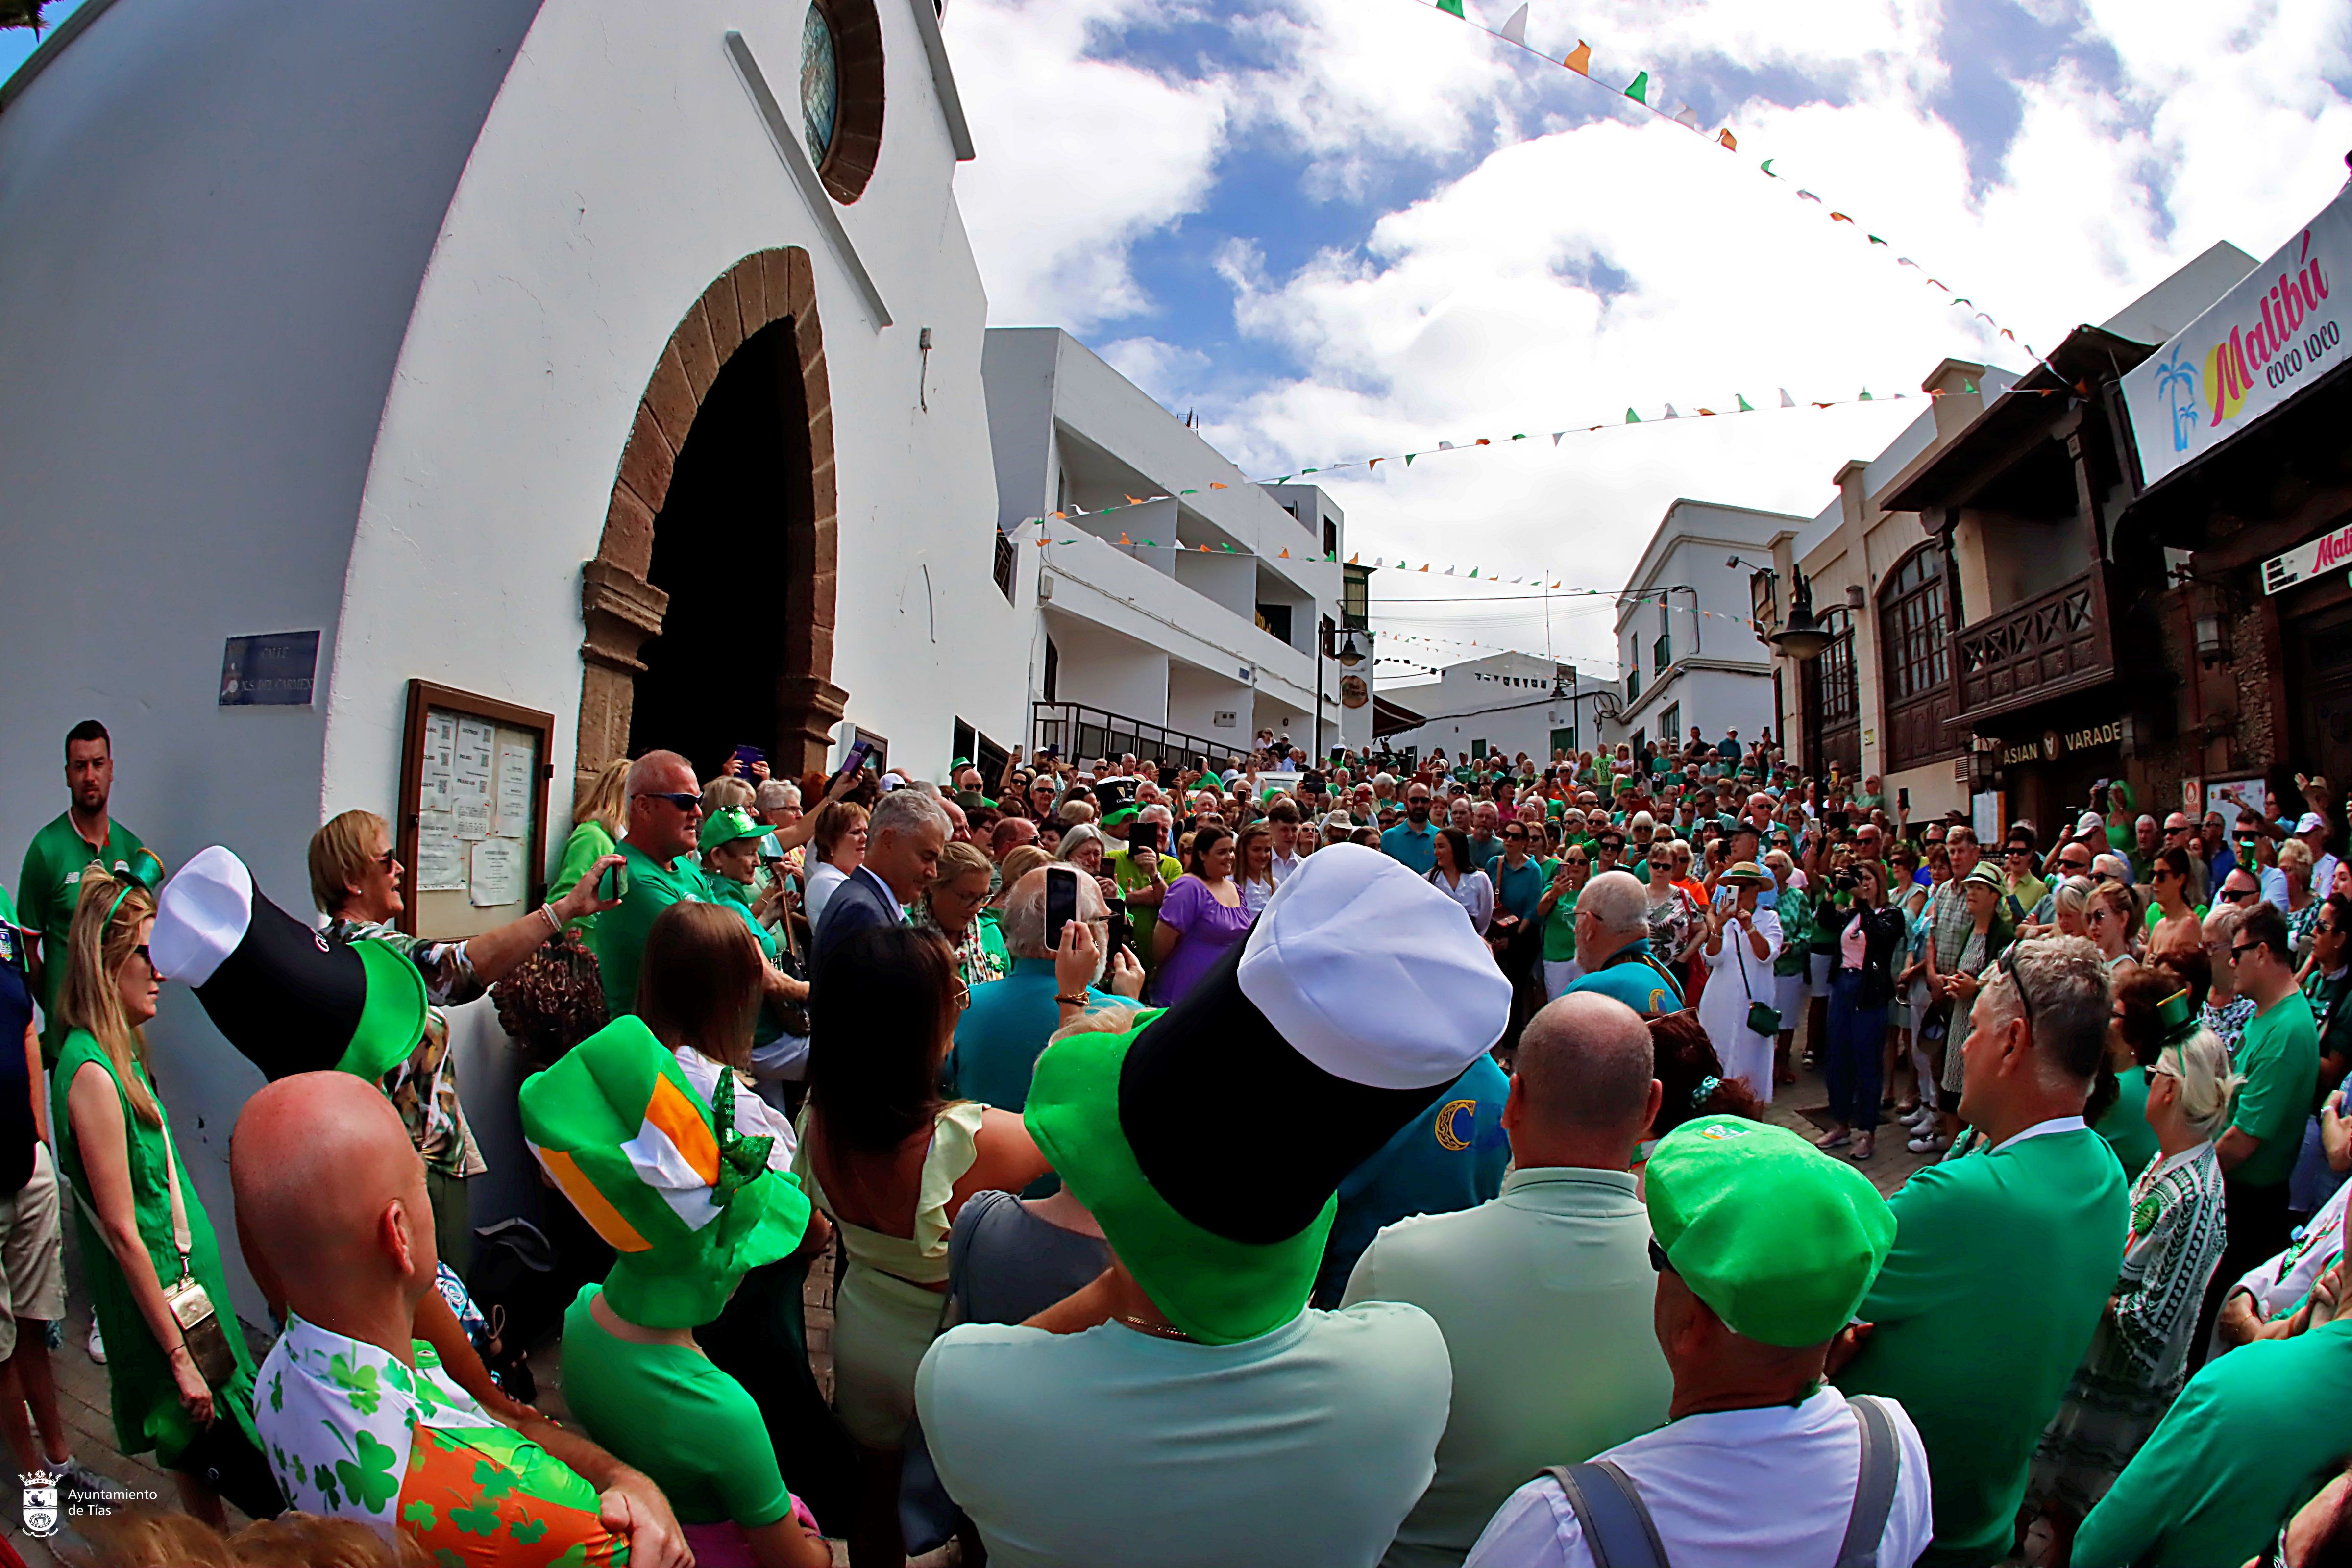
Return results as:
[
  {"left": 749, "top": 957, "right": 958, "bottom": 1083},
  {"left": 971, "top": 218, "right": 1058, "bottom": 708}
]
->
[
  {"left": 521, "top": 1015, "right": 809, "bottom": 1329},
  {"left": 1024, "top": 844, "right": 1512, "bottom": 1345}
]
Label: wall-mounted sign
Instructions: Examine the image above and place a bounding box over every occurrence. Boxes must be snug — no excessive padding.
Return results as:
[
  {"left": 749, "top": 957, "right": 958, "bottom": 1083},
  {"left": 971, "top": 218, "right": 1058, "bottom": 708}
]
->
[
  {"left": 1997, "top": 719, "right": 2125, "bottom": 766},
  {"left": 2123, "top": 183, "right": 2347, "bottom": 488},
  {"left": 1340, "top": 674, "right": 1370, "bottom": 710},
  {"left": 2263, "top": 520, "right": 2352, "bottom": 595},
  {"left": 1212, "top": 710, "right": 1238, "bottom": 729},
  {"left": 219, "top": 630, "right": 321, "bottom": 707}
]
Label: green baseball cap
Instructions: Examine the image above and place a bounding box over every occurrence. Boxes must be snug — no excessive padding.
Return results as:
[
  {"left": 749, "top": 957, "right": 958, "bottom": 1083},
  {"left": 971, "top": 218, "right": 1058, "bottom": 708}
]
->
[
  {"left": 521, "top": 1015, "right": 809, "bottom": 1329},
  {"left": 697, "top": 805, "right": 770, "bottom": 854},
  {"left": 1646, "top": 1115, "right": 1894, "bottom": 1348},
  {"left": 1102, "top": 804, "right": 1140, "bottom": 826}
]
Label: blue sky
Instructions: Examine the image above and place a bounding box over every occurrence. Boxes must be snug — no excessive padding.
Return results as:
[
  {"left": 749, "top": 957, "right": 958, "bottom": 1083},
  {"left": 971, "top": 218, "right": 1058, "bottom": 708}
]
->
[
  {"left": 13, "top": 1, "right": 2350, "bottom": 676},
  {"left": 944, "top": 0, "right": 2352, "bottom": 676}
]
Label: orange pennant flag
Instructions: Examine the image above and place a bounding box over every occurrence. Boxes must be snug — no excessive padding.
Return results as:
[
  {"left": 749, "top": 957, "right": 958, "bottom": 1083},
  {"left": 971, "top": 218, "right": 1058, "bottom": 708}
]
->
[
  {"left": 1420, "top": 563, "right": 1431, "bottom": 572},
  {"left": 1563, "top": 39, "right": 1591, "bottom": 74},
  {"left": 1550, "top": 580, "right": 1562, "bottom": 589},
  {"left": 1052, "top": 511, "right": 1067, "bottom": 520},
  {"left": 1349, "top": 553, "right": 1360, "bottom": 564},
  {"left": 1209, "top": 482, "right": 1228, "bottom": 490},
  {"left": 1716, "top": 128, "right": 1737, "bottom": 150},
  {"left": 1279, "top": 548, "right": 1291, "bottom": 558},
  {"left": 1368, "top": 457, "right": 1382, "bottom": 470},
  {"left": 1119, "top": 533, "right": 1133, "bottom": 545},
  {"left": 1125, "top": 494, "right": 1145, "bottom": 505}
]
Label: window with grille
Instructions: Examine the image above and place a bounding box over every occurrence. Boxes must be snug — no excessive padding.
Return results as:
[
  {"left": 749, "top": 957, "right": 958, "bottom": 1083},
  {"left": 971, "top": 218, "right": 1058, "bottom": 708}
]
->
[
  {"left": 1879, "top": 546, "right": 1949, "bottom": 703},
  {"left": 1818, "top": 610, "right": 1858, "bottom": 726}
]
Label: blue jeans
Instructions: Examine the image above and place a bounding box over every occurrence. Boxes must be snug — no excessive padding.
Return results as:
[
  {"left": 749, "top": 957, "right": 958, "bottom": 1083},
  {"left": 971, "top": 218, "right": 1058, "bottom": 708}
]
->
[{"left": 1827, "top": 969, "right": 1887, "bottom": 1132}]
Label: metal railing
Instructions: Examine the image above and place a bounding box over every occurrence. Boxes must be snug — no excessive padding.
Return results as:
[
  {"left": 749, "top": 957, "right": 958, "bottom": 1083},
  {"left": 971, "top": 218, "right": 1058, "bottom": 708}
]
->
[{"left": 1030, "top": 702, "right": 1223, "bottom": 771}]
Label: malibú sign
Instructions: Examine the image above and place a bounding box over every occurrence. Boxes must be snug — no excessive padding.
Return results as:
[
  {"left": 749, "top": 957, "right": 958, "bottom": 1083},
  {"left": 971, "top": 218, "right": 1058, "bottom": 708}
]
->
[
  {"left": 2124, "top": 185, "right": 2346, "bottom": 489},
  {"left": 2265, "top": 521, "right": 2352, "bottom": 596}
]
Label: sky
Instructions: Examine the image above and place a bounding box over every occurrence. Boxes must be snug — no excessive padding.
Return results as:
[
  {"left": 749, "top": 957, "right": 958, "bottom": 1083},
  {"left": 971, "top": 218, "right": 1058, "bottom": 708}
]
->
[
  {"left": 937, "top": 0, "right": 2352, "bottom": 684},
  {"left": 8, "top": 1, "right": 2350, "bottom": 684}
]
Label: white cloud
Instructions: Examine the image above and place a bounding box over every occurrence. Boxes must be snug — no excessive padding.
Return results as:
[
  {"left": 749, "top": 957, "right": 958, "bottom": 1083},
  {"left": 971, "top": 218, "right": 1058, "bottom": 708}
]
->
[
  {"left": 946, "top": 0, "right": 2352, "bottom": 673},
  {"left": 946, "top": 0, "right": 1231, "bottom": 329}
]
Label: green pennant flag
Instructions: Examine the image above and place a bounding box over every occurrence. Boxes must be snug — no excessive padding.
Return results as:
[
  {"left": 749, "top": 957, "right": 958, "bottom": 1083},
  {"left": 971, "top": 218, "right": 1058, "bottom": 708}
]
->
[
  {"left": 1962, "top": 381, "right": 1979, "bottom": 394},
  {"left": 1141, "top": 539, "right": 1155, "bottom": 548},
  {"left": 1624, "top": 71, "right": 1649, "bottom": 104},
  {"left": 1625, "top": 408, "right": 1642, "bottom": 423},
  {"left": 1469, "top": 568, "right": 1480, "bottom": 578},
  {"left": 1221, "top": 541, "right": 1235, "bottom": 552},
  {"left": 1736, "top": 393, "right": 1755, "bottom": 412},
  {"left": 1326, "top": 551, "right": 1338, "bottom": 562},
  {"left": 1405, "top": 453, "right": 1417, "bottom": 466},
  {"left": 1859, "top": 387, "right": 1873, "bottom": 400},
  {"left": 1179, "top": 489, "right": 1198, "bottom": 495},
  {"left": 1437, "top": 0, "right": 1465, "bottom": 14}
]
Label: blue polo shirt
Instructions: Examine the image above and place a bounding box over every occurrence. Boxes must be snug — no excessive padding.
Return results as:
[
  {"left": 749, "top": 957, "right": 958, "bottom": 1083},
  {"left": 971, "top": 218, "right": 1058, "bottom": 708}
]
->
[
  {"left": 1492, "top": 857, "right": 1551, "bottom": 925},
  {"left": 1381, "top": 820, "right": 1439, "bottom": 874},
  {"left": 1564, "top": 940, "right": 1685, "bottom": 1015},
  {"left": 1313, "top": 1054, "right": 1512, "bottom": 1307},
  {"left": 1468, "top": 833, "right": 1504, "bottom": 873},
  {"left": 948, "top": 956, "right": 1115, "bottom": 1114}
]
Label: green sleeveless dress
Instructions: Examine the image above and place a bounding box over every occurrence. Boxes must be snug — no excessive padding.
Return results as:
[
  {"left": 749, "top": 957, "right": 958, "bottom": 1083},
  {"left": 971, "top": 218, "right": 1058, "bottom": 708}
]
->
[{"left": 51, "top": 1029, "right": 261, "bottom": 1467}]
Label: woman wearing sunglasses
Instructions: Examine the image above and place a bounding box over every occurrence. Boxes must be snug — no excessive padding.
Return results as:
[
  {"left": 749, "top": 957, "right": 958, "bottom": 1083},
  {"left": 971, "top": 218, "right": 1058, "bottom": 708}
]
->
[
  {"left": 2087, "top": 881, "right": 2143, "bottom": 976},
  {"left": 2147, "top": 846, "right": 2206, "bottom": 962},
  {"left": 53, "top": 871, "right": 280, "bottom": 1525}
]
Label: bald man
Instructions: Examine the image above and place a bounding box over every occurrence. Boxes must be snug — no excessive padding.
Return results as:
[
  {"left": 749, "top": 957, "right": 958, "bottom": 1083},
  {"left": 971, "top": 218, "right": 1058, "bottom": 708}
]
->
[
  {"left": 1342, "top": 994, "right": 1673, "bottom": 1568},
  {"left": 234, "top": 1074, "right": 687, "bottom": 1568}
]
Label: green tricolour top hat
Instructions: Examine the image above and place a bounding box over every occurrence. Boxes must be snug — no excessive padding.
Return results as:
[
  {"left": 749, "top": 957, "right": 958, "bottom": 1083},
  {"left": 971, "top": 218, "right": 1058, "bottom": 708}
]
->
[
  {"left": 1024, "top": 845, "right": 1512, "bottom": 1344},
  {"left": 151, "top": 845, "right": 427, "bottom": 1083},
  {"left": 520, "top": 1015, "right": 808, "bottom": 1329}
]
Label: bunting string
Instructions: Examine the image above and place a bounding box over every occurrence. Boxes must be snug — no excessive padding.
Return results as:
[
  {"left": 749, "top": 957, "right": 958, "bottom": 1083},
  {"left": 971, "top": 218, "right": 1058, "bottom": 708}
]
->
[
  {"left": 1417, "top": 0, "right": 2052, "bottom": 366},
  {"left": 1011, "top": 379, "right": 2050, "bottom": 573}
]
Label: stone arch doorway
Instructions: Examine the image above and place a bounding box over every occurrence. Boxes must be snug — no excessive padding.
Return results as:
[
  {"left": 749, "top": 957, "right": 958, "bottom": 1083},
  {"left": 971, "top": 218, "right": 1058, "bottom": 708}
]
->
[{"left": 576, "top": 249, "right": 845, "bottom": 808}]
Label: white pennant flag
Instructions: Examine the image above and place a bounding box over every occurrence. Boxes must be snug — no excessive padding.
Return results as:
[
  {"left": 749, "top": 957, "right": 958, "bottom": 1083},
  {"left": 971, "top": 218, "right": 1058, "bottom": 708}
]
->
[
  {"left": 1499, "top": 2, "right": 1530, "bottom": 44},
  {"left": 1551, "top": 431, "right": 1566, "bottom": 445},
  {"left": 1663, "top": 404, "right": 1681, "bottom": 419},
  {"left": 1446, "top": 565, "right": 1458, "bottom": 576},
  {"left": 1779, "top": 387, "right": 1797, "bottom": 408}
]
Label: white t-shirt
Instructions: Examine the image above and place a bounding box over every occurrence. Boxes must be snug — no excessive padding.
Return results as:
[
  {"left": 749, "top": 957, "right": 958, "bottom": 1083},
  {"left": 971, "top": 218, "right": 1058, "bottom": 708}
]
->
[
  {"left": 916, "top": 1304, "right": 1451, "bottom": 1568},
  {"left": 1465, "top": 1386, "right": 1934, "bottom": 1568},
  {"left": 803, "top": 861, "right": 849, "bottom": 928}
]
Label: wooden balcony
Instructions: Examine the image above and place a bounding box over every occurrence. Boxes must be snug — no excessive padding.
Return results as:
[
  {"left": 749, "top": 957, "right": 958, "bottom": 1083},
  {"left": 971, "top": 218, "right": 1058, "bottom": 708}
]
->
[{"left": 1953, "top": 570, "right": 2111, "bottom": 722}]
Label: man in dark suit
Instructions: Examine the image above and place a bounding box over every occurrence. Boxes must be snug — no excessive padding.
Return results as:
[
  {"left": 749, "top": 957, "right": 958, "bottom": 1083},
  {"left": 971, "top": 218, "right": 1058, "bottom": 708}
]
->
[{"left": 815, "top": 786, "right": 950, "bottom": 966}]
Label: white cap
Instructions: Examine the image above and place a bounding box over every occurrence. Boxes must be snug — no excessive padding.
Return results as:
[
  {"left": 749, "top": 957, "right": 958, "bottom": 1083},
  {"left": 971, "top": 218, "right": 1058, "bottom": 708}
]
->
[
  {"left": 2298, "top": 812, "right": 2328, "bottom": 833},
  {"left": 2075, "top": 811, "right": 2104, "bottom": 835},
  {"left": 1237, "top": 844, "right": 1511, "bottom": 1090},
  {"left": 151, "top": 845, "right": 252, "bottom": 988}
]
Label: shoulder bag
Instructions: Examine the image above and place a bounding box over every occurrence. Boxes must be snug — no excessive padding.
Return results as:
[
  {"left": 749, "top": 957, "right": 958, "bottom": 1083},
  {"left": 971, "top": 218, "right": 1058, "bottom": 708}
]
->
[
  {"left": 1733, "top": 918, "right": 1782, "bottom": 1037},
  {"left": 159, "top": 1129, "right": 239, "bottom": 1390}
]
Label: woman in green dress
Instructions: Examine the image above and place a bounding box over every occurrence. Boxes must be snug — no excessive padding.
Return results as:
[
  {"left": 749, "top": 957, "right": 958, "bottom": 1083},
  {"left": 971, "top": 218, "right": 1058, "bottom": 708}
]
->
[{"left": 52, "top": 870, "right": 276, "bottom": 1525}]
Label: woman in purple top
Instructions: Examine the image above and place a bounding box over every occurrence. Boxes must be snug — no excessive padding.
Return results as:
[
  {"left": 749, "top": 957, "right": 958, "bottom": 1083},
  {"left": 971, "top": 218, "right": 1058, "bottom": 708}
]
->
[{"left": 1150, "top": 825, "right": 1253, "bottom": 1005}]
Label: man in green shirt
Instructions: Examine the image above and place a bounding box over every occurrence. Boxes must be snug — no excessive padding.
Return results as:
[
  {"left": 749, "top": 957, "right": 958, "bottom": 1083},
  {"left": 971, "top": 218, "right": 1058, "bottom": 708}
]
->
[
  {"left": 593, "top": 749, "right": 722, "bottom": 1017},
  {"left": 2072, "top": 1317, "right": 2352, "bottom": 1568},
  {"left": 2195, "top": 903, "right": 2324, "bottom": 1356},
  {"left": 17, "top": 720, "right": 152, "bottom": 1063},
  {"left": 1833, "top": 936, "right": 2128, "bottom": 1567},
  {"left": 1341, "top": 992, "right": 1669, "bottom": 1567}
]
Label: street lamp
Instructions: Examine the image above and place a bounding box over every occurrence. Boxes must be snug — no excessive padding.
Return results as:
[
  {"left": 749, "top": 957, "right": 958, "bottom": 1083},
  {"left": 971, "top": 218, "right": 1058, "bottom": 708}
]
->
[
  {"left": 1334, "top": 626, "right": 1371, "bottom": 667},
  {"left": 1769, "top": 568, "right": 1834, "bottom": 662}
]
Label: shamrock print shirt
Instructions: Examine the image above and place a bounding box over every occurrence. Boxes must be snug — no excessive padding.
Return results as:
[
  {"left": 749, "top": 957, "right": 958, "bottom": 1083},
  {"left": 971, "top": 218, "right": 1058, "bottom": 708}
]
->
[{"left": 258, "top": 1315, "right": 627, "bottom": 1566}]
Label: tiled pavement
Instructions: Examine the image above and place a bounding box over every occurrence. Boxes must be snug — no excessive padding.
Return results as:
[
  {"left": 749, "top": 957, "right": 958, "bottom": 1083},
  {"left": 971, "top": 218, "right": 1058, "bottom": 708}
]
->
[{"left": 7, "top": 1013, "right": 1928, "bottom": 1567}]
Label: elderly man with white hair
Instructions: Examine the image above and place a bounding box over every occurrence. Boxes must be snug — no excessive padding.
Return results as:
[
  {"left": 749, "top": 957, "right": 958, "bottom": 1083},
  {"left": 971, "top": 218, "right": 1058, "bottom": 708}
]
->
[
  {"left": 949, "top": 866, "right": 1145, "bottom": 1113},
  {"left": 814, "top": 786, "right": 951, "bottom": 965},
  {"left": 1561, "top": 870, "right": 1685, "bottom": 1016}
]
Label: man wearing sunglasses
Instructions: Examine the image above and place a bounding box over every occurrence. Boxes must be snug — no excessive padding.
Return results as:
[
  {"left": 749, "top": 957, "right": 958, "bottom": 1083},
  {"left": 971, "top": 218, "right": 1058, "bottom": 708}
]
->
[
  {"left": 596, "top": 749, "right": 801, "bottom": 1023},
  {"left": 1832, "top": 938, "right": 2127, "bottom": 1568},
  {"left": 2192, "top": 904, "right": 2324, "bottom": 1362}
]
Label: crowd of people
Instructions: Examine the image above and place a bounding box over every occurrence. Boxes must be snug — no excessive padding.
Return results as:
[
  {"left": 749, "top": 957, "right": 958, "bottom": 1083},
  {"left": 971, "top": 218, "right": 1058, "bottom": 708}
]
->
[{"left": 3, "top": 715, "right": 2352, "bottom": 1567}]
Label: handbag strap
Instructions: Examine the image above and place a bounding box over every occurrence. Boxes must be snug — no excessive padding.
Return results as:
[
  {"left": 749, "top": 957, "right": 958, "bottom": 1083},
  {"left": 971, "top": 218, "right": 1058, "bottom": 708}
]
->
[
  {"left": 1542, "top": 1460, "right": 1670, "bottom": 1568},
  {"left": 1836, "top": 1396, "right": 1902, "bottom": 1568},
  {"left": 158, "top": 1108, "right": 195, "bottom": 1283}
]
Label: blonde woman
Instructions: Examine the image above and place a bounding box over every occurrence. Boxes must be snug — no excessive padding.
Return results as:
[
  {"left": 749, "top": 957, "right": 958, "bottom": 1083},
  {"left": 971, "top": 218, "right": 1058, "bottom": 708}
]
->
[
  {"left": 553, "top": 756, "right": 631, "bottom": 937},
  {"left": 2087, "top": 881, "right": 2142, "bottom": 976},
  {"left": 803, "top": 800, "right": 870, "bottom": 931},
  {"left": 2279, "top": 837, "right": 2321, "bottom": 970},
  {"left": 2028, "top": 1011, "right": 2235, "bottom": 1532},
  {"left": 54, "top": 873, "right": 277, "bottom": 1523}
]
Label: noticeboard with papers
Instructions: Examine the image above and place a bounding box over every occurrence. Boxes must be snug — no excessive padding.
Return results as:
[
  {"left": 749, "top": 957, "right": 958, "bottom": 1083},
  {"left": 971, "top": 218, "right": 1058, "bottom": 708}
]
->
[{"left": 395, "top": 681, "right": 554, "bottom": 938}]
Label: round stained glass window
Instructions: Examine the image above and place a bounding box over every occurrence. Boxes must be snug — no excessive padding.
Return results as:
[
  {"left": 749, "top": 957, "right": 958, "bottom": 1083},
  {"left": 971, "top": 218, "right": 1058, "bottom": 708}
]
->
[{"left": 800, "top": 2, "right": 839, "bottom": 165}]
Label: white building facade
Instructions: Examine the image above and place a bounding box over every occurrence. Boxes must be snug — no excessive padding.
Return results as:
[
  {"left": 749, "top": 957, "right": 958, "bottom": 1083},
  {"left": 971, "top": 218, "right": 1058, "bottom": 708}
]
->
[
  {"left": 982, "top": 328, "right": 1370, "bottom": 763},
  {"left": 1379, "top": 652, "right": 1617, "bottom": 764},
  {"left": 0, "top": 0, "right": 1026, "bottom": 1307},
  {"left": 1608, "top": 501, "right": 1808, "bottom": 755}
]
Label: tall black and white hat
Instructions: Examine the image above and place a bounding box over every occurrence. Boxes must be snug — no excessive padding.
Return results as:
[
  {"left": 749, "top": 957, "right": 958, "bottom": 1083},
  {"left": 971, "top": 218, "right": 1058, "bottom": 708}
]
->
[{"left": 151, "top": 846, "right": 427, "bottom": 1082}]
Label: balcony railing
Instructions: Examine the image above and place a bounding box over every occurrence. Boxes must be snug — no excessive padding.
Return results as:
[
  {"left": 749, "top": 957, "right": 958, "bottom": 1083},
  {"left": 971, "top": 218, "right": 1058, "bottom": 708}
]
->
[
  {"left": 1031, "top": 703, "right": 1222, "bottom": 771},
  {"left": 1953, "top": 571, "right": 2110, "bottom": 719}
]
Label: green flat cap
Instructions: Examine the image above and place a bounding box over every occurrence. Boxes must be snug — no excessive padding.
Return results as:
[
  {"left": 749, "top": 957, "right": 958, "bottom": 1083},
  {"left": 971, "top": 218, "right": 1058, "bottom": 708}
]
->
[{"left": 1647, "top": 1115, "right": 1894, "bottom": 1348}]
